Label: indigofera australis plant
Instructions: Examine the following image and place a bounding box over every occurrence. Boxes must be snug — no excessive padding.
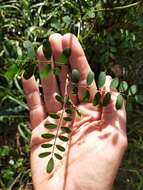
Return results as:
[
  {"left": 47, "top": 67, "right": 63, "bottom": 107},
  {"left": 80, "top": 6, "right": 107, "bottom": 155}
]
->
[{"left": 4, "top": 39, "right": 143, "bottom": 173}]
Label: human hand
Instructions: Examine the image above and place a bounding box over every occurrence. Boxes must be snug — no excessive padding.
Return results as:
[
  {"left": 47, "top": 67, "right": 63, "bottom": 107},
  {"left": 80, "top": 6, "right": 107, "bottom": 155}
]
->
[{"left": 22, "top": 33, "right": 127, "bottom": 190}]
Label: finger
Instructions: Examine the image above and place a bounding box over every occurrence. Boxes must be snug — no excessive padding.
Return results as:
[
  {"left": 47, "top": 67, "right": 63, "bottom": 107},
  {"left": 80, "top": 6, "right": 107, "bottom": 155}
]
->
[
  {"left": 101, "top": 76, "right": 126, "bottom": 134},
  {"left": 62, "top": 33, "right": 97, "bottom": 103},
  {"left": 49, "top": 33, "right": 69, "bottom": 97},
  {"left": 37, "top": 39, "right": 61, "bottom": 113},
  {"left": 22, "top": 76, "right": 45, "bottom": 129}
]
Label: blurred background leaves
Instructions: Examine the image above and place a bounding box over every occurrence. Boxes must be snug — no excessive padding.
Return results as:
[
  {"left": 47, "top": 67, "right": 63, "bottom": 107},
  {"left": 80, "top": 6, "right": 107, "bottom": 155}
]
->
[{"left": 0, "top": 0, "right": 143, "bottom": 189}]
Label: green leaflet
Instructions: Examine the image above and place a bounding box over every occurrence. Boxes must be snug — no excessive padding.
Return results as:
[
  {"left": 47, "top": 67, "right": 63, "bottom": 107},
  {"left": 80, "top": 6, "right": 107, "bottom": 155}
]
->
[
  {"left": 59, "top": 136, "right": 69, "bottom": 142},
  {"left": 41, "top": 133, "right": 55, "bottom": 139},
  {"left": 102, "top": 92, "right": 111, "bottom": 106},
  {"left": 58, "top": 48, "right": 71, "bottom": 64},
  {"left": 47, "top": 157, "right": 54, "bottom": 173},
  {"left": 41, "top": 144, "right": 53, "bottom": 148},
  {"left": 119, "top": 81, "right": 128, "bottom": 92},
  {"left": 93, "top": 92, "right": 101, "bottom": 106},
  {"left": 42, "top": 39, "right": 52, "bottom": 60},
  {"left": 71, "top": 69, "right": 80, "bottom": 83},
  {"left": 38, "top": 152, "right": 51, "bottom": 158},
  {"left": 128, "top": 85, "right": 138, "bottom": 96},
  {"left": 135, "top": 95, "right": 143, "bottom": 105},
  {"left": 44, "top": 124, "right": 57, "bottom": 129},
  {"left": 55, "top": 94, "right": 63, "bottom": 103},
  {"left": 63, "top": 116, "right": 72, "bottom": 121},
  {"left": 116, "top": 94, "right": 123, "bottom": 109},
  {"left": 86, "top": 71, "right": 94, "bottom": 85},
  {"left": 98, "top": 72, "right": 106, "bottom": 89},
  {"left": 54, "top": 153, "right": 62, "bottom": 160},
  {"left": 48, "top": 113, "right": 60, "bottom": 119},
  {"left": 23, "top": 63, "right": 36, "bottom": 80},
  {"left": 61, "top": 126, "right": 72, "bottom": 134},
  {"left": 56, "top": 145, "right": 65, "bottom": 152},
  {"left": 110, "top": 78, "right": 119, "bottom": 90},
  {"left": 82, "top": 90, "right": 90, "bottom": 102},
  {"left": 40, "top": 64, "right": 51, "bottom": 79}
]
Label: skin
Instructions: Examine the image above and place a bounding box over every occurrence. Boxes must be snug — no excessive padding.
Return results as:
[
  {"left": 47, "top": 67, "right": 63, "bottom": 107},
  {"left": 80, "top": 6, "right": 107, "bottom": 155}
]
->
[{"left": 22, "top": 33, "right": 128, "bottom": 190}]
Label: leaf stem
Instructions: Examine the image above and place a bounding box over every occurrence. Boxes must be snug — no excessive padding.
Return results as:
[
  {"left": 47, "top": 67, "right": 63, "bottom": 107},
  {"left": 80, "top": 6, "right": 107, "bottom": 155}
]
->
[{"left": 51, "top": 74, "right": 69, "bottom": 157}]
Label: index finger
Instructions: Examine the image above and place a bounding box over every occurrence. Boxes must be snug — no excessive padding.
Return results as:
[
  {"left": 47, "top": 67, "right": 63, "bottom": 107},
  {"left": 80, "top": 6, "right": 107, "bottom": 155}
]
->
[{"left": 62, "top": 33, "right": 97, "bottom": 102}]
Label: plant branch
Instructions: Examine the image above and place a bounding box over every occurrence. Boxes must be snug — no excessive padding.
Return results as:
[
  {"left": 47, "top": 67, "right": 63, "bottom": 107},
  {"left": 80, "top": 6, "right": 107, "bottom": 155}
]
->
[{"left": 94, "top": 1, "right": 141, "bottom": 12}]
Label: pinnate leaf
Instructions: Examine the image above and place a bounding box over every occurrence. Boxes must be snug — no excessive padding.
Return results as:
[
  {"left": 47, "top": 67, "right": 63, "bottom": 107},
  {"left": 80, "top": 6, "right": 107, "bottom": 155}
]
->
[
  {"left": 128, "top": 85, "right": 138, "bottom": 96},
  {"left": 63, "top": 117, "right": 72, "bottom": 121},
  {"left": 23, "top": 40, "right": 35, "bottom": 60}
]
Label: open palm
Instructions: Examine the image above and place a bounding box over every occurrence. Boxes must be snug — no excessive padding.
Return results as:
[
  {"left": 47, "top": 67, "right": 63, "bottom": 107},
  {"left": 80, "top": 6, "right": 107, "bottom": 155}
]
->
[{"left": 22, "top": 33, "right": 127, "bottom": 190}]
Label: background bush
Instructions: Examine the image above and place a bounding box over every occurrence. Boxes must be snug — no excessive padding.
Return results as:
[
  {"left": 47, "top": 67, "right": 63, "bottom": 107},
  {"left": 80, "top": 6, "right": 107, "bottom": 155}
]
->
[{"left": 0, "top": 0, "right": 143, "bottom": 189}]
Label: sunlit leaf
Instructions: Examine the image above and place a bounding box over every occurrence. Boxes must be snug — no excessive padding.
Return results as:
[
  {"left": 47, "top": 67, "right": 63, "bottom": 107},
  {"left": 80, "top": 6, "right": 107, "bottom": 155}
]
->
[
  {"left": 56, "top": 145, "right": 65, "bottom": 152},
  {"left": 38, "top": 152, "right": 51, "bottom": 158},
  {"left": 5, "top": 64, "right": 18, "bottom": 80},
  {"left": 102, "top": 92, "right": 111, "bottom": 106},
  {"left": 119, "top": 81, "right": 128, "bottom": 92},
  {"left": 47, "top": 157, "right": 54, "bottom": 173},
  {"left": 110, "top": 78, "right": 119, "bottom": 90},
  {"left": 42, "top": 39, "right": 52, "bottom": 60},
  {"left": 93, "top": 92, "right": 101, "bottom": 106},
  {"left": 40, "top": 65, "right": 51, "bottom": 79},
  {"left": 135, "top": 95, "right": 143, "bottom": 105},
  {"left": 44, "top": 124, "right": 57, "bottom": 129},
  {"left": 86, "top": 71, "right": 94, "bottom": 85},
  {"left": 54, "top": 153, "right": 62, "bottom": 160},
  {"left": 48, "top": 113, "right": 60, "bottom": 119},
  {"left": 41, "top": 133, "right": 55, "bottom": 139},
  {"left": 58, "top": 48, "right": 71, "bottom": 64},
  {"left": 82, "top": 90, "right": 90, "bottom": 102},
  {"left": 128, "top": 85, "right": 138, "bottom": 96},
  {"left": 59, "top": 136, "right": 69, "bottom": 142},
  {"left": 98, "top": 72, "right": 106, "bottom": 89},
  {"left": 116, "top": 94, "right": 123, "bottom": 109},
  {"left": 41, "top": 144, "right": 53, "bottom": 148},
  {"left": 23, "top": 40, "right": 35, "bottom": 60},
  {"left": 61, "top": 126, "right": 72, "bottom": 133},
  {"left": 71, "top": 69, "right": 80, "bottom": 83}
]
